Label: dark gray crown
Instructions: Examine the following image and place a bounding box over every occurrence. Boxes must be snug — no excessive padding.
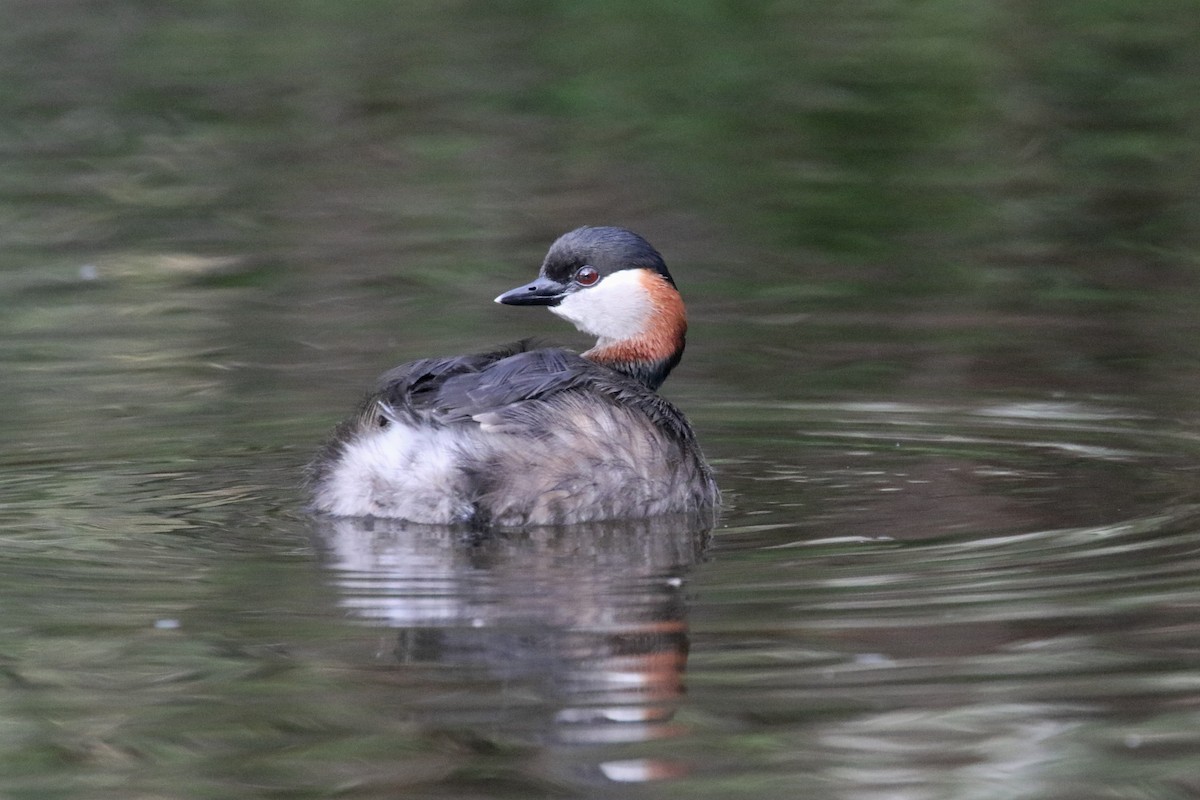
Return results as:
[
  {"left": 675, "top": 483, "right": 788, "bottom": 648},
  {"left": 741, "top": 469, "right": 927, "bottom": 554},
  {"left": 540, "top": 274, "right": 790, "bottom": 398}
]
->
[{"left": 541, "top": 226, "right": 675, "bottom": 286}]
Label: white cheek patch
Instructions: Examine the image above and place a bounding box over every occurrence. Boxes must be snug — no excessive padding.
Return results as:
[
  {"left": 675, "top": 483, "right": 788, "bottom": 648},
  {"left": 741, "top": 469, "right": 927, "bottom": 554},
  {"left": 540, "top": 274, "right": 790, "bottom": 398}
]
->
[{"left": 550, "top": 269, "right": 650, "bottom": 342}]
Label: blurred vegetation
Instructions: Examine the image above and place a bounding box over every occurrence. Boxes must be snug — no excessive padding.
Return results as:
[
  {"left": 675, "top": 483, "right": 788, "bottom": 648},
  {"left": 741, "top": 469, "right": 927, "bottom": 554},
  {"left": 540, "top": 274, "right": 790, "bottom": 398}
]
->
[{"left": 1, "top": 0, "right": 1196, "bottom": 295}]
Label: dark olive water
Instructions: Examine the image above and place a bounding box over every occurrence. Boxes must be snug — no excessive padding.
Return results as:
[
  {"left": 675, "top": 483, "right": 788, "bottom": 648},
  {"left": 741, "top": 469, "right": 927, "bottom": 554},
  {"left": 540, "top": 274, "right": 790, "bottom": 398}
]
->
[{"left": 3, "top": 3, "right": 1200, "bottom": 799}]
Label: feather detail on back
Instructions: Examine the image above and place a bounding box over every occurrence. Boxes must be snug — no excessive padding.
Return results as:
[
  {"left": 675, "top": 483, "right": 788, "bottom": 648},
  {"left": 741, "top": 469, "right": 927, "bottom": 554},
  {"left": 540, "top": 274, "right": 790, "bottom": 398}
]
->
[{"left": 308, "top": 340, "right": 717, "bottom": 528}]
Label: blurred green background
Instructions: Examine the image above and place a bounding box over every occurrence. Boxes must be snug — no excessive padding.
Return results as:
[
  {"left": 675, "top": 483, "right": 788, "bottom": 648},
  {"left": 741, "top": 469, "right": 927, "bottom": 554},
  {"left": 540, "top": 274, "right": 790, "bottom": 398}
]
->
[{"left": 5, "top": 0, "right": 1197, "bottom": 286}]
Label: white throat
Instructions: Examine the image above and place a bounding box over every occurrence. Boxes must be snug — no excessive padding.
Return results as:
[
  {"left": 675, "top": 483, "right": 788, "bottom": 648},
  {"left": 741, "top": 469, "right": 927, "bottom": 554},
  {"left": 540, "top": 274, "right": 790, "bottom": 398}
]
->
[{"left": 550, "top": 269, "right": 651, "bottom": 344}]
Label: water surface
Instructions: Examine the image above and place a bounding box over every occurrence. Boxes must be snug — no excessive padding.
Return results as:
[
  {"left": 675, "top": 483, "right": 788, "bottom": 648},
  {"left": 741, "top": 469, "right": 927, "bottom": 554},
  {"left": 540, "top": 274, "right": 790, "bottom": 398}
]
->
[{"left": 2, "top": 3, "right": 1199, "bottom": 799}]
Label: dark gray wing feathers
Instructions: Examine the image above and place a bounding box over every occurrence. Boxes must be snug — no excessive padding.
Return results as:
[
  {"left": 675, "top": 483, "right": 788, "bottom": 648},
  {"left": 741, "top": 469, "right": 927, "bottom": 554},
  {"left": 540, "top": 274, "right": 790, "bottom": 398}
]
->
[{"left": 372, "top": 341, "right": 694, "bottom": 442}]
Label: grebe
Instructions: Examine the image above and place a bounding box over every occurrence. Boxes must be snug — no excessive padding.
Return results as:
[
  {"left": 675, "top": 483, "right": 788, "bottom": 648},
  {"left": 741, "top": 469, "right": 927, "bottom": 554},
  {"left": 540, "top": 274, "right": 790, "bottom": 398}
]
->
[{"left": 309, "top": 226, "right": 719, "bottom": 527}]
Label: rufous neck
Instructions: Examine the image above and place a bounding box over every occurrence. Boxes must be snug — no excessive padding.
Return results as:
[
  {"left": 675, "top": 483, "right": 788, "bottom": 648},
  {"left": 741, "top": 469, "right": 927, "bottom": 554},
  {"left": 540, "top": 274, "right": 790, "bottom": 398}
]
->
[
  {"left": 583, "top": 288, "right": 687, "bottom": 390},
  {"left": 585, "top": 339, "right": 684, "bottom": 390}
]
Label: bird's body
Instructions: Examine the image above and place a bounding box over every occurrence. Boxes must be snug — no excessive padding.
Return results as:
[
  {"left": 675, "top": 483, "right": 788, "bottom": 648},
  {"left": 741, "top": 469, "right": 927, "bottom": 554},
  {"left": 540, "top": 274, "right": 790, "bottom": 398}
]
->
[{"left": 309, "top": 227, "right": 719, "bottom": 528}]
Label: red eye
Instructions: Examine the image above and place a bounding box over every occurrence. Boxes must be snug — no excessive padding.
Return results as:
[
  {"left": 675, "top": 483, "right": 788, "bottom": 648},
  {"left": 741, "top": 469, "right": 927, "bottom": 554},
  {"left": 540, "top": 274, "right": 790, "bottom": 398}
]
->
[{"left": 575, "top": 266, "right": 599, "bottom": 286}]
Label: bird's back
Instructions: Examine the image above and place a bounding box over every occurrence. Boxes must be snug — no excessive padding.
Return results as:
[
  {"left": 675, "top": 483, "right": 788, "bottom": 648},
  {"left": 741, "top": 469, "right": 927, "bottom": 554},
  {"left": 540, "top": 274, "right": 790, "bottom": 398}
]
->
[{"left": 309, "top": 341, "right": 718, "bottom": 527}]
